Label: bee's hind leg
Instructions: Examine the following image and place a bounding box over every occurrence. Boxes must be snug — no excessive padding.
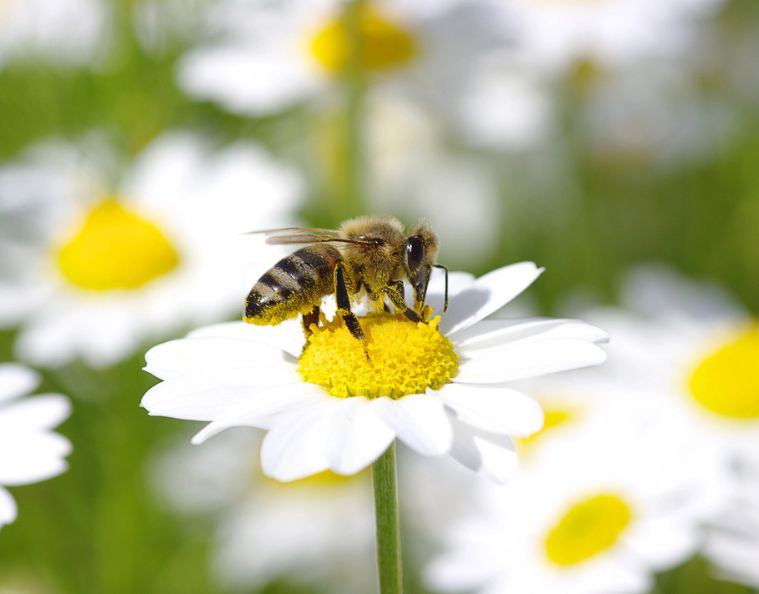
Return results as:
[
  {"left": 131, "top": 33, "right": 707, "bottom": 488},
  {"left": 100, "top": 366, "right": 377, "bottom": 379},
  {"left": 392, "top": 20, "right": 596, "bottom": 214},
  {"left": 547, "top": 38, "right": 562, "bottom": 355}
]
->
[{"left": 301, "top": 305, "right": 321, "bottom": 338}]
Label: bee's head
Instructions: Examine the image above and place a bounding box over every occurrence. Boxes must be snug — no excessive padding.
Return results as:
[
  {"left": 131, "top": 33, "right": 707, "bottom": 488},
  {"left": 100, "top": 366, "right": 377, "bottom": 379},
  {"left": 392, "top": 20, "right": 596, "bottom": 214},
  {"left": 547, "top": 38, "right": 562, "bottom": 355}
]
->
[{"left": 404, "top": 222, "right": 439, "bottom": 313}]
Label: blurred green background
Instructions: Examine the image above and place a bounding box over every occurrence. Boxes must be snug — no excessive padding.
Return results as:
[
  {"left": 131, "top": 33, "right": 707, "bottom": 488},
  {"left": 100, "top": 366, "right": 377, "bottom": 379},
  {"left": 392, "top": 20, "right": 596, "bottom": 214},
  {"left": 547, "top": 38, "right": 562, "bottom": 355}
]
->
[{"left": 1, "top": 0, "right": 758, "bottom": 592}]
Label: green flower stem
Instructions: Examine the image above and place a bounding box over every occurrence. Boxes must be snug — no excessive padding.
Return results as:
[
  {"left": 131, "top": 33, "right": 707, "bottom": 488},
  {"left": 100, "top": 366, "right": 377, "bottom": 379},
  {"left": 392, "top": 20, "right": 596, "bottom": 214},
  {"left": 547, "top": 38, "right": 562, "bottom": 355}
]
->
[
  {"left": 372, "top": 441, "right": 403, "bottom": 594},
  {"left": 341, "top": 0, "right": 366, "bottom": 217}
]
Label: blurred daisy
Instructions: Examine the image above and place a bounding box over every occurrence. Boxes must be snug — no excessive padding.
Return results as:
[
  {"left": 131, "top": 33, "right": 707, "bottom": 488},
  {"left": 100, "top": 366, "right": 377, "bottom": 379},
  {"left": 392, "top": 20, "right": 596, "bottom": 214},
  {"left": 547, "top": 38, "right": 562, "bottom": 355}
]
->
[
  {"left": 0, "top": 134, "right": 302, "bottom": 367},
  {"left": 511, "top": 370, "right": 625, "bottom": 467},
  {"left": 177, "top": 0, "right": 504, "bottom": 118},
  {"left": 454, "top": 52, "right": 554, "bottom": 151},
  {"left": 307, "top": 89, "right": 545, "bottom": 267},
  {"left": 426, "top": 404, "right": 727, "bottom": 594},
  {"left": 133, "top": 0, "right": 207, "bottom": 55},
  {"left": 499, "top": 0, "right": 724, "bottom": 74},
  {"left": 0, "top": 0, "right": 108, "bottom": 69},
  {"left": 704, "top": 454, "right": 759, "bottom": 589},
  {"left": 360, "top": 93, "right": 504, "bottom": 265},
  {"left": 579, "top": 60, "right": 735, "bottom": 167},
  {"left": 143, "top": 262, "right": 607, "bottom": 483},
  {"left": 0, "top": 363, "right": 71, "bottom": 530},
  {"left": 587, "top": 267, "right": 759, "bottom": 460},
  {"left": 151, "top": 429, "right": 375, "bottom": 591}
]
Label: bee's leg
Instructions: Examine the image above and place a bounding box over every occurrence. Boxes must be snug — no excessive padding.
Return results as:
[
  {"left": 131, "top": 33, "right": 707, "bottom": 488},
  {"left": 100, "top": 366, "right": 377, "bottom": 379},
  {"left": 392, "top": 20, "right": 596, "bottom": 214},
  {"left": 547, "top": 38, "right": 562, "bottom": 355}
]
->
[
  {"left": 301, "top": 305, "right": 320, "bottom": 338},
  {"left": 384, "top": 280, "right": 421, "bottom": 323},
  {"left": 335, "top": 262, "right": 365, "bottom": 341},
  {"left": 367, "top": 287, "right": 391, "bottom": 313}
]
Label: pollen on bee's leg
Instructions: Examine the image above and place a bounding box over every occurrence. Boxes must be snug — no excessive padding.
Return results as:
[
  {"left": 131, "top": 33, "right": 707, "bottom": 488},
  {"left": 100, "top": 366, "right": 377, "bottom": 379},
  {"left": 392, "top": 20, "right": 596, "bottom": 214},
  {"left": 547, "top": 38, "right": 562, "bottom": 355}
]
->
[
  {"left": 301, "top": 306, "right": 322, "bottom": 338},
  {"left": 297, "top": 312, "right": 458, "bottom": 399}
]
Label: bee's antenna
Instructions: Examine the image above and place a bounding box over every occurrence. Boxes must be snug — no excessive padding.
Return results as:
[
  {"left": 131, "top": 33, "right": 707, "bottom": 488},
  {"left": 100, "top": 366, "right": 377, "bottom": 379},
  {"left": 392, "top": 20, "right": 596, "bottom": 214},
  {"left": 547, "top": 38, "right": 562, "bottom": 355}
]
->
[{"left": 433, "top": 264, "right": 449, "bottom": 313}]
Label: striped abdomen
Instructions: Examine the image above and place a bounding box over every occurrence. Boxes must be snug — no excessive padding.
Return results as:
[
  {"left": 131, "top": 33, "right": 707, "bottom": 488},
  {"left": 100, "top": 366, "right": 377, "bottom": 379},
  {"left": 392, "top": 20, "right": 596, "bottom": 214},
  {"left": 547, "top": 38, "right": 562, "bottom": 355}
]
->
[{"left": 244, "top": 244, "right": 341, "bottom": 325}]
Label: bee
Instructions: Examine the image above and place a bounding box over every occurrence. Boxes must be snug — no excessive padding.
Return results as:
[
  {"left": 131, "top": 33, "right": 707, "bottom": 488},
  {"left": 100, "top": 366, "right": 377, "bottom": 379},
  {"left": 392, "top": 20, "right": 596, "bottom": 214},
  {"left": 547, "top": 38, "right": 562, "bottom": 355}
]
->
[{"left": 244, "top": 215, "right": 448, "bottom": 340}]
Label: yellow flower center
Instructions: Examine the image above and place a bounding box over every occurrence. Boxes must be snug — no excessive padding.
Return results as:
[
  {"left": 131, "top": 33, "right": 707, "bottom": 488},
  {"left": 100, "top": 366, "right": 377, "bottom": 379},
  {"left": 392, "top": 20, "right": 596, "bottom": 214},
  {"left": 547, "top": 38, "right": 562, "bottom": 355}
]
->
[
  {"left": 688, "top": 325, "right": 759, "bottom": 420},
  {"left": 518, "top": 406, "right": 575, "bottom": 452},
  {"left": 261, "top": 469, "right": 359, "bottom": 491},
  {"left": 56, "top": 199, "right": 180, "bottom": 292},
  {"left": 544, "top": 493, "right": 633, "bottom": 567},
  {"left": 309, "top": 2, "right": 417, "bottom": 74},
  {"left": 298, "top": 313, "right": 458, "bottom": 399}
]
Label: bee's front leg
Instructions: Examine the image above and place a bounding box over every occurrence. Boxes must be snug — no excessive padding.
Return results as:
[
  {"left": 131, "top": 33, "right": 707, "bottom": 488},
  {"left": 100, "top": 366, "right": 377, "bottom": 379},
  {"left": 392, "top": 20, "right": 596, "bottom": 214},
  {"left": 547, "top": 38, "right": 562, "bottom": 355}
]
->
[
  {"left": 384, "top": 280, "right": 422, "bottom": 323},
  {"left": 366, "top": 286, "right": 391, "bottom": 313}
]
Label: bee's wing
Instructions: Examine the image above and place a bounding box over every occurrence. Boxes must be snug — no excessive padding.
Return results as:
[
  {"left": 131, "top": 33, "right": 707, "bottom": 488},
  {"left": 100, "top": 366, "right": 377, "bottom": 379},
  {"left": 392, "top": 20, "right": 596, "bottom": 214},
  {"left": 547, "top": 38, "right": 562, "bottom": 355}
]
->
[{"left": 245, "top": 227, "right": 373, "bottom": 247}]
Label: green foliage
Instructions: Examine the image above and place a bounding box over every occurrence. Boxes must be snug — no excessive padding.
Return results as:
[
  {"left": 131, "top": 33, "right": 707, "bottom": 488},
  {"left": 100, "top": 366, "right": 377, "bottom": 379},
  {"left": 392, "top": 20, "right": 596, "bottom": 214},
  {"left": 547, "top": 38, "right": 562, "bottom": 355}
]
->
[{"left": 1, "top": 1, "right": 758, "bottom": 593}]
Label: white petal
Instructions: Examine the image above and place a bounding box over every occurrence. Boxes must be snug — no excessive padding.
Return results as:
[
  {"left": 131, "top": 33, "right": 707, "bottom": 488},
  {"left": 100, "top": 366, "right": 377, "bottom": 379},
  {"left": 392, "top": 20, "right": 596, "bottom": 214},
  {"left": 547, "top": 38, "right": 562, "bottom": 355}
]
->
[
  {"left": 455, "top": 318, "right": 608, "bottom": 355},
  {"left": 455, "top": 339, "right": 607, "bottom": 384},
  {"left": 624, "top": 518, "right": 698, "bottom": 570},
  {"left": 0, "top": 395, "right": 70, "bottom": 432},
  {"left": 0, "top": 487, "right": 17, "bottom": 528},
  {"left": 144, "top": 336, "right": 295, "bottom": 380},
  {"left": 0, "top": 283, "right": 47, "bottom": 327},
  {"left": 142, "top": 368, "right": 299, "bottom": 421},
  {"left": 323, "top": 398, "right": 395, "bottom": 475},
  {"left": 448, "top": 418, "right": 518, "bottom": 484},
  {"left": 370, "top": 395, "right": 453, "bottom": 456},
  {"left": 565, "top": 558, "right": 652, "bottom": 594},
  {"left": 0, "top": 364, "right": 39, "bottom": 402},
  {"left": 177, "top": 44, "right": 318, "bottom": 116},
  {"left": 260, "top": 402, "right": 335, "bottom": 481},
  {"left": 0, "top": 432, "right": 71, "bottom": 485},
  {"left": 188, "top": 320, "right": 304, "bottom": 358},
  {"left": 442, "top": 262, "right": 544, "bottom": 336},
  {"left": 439, "top": 384, "right": 543, "bottom": 437},
  {"left": 190, "top": 382, "right": 325, "bottom": 444},
  {"left": 423, "top": 271, "right": 476, "bottom": 315}
]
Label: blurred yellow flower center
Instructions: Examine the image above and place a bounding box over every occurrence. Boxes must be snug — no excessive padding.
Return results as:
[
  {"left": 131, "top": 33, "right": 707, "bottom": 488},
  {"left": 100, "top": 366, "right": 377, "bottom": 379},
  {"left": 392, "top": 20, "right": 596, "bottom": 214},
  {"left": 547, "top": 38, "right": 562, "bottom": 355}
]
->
[
  {"left": 56, "top": 199, "right": 180, "bottom": 292},
  {"left": 688, "top": 325, "right": 759, "bottom": 420},
  {"left": 262, "top": 469, "right": 357, "bottom": 490},
  {"left": 544, "top": 493, "right": 633, "bottom": 567},
  {"left": 298, "top": 313, "right": 458, "bottom": 399},
  {"left": 309, "top": 3, "right": 417, "bottom": 74},
  {"left": 518, "top": 406, "right": 575, "bottom": 452}
]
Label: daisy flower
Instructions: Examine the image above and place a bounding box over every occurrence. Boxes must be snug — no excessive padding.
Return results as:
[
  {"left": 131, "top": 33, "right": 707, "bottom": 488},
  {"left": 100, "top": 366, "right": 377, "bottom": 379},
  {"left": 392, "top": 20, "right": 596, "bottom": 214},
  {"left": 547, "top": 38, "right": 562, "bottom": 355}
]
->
[
  {"left": 0, "top": 0, "right": 108, "bottom": 69},
  {"left": 306, "top": 92, "right": 503, "bottom": 265},
  {"left": 426, "top": 399, "right": 728, "bottom": 594},
  {"left": 0, "top": 363, "right": 71, "bottom": 530},
  {"left": 500, "top": 0, "right": 724, "bottom": 74},
  {"left": 704, "top": 453, "right": 759, "bottom": 589},
  {"left": 176, "top": 0, "right": 504, "bottom": 118},
  {"left": 578, "top": 59, "right": 735, "bottom": 168},
  {"left": 585, "top": 266, "right": 759, "bottom": 461},
  {"left": 132, "top": 0, "right": 208, "bottom": 54},
  {"left": 0, "top": 133, "right": 302, "bottom": 368},
  {"left": 151, "top": 429, "right": 376, "bottom": 592},
  {"left": 340, "top": 92, "right": 504, "bottom": 266},
  {"left": 142, "top": 262, "right": 607, "bottom": 482},
  {"left": 510, "top": 370, "right": 629, "bottom": 468},
  {"left": 454, "top": 51, "right": 554, "bottom": 151}
]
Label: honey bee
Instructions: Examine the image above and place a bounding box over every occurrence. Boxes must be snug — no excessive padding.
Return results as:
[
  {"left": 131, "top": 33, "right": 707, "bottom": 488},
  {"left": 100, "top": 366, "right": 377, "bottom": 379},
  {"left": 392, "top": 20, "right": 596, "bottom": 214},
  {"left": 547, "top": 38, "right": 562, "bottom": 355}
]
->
[{"left": 244, "top": 215, "right": 448, "bottom": 340}]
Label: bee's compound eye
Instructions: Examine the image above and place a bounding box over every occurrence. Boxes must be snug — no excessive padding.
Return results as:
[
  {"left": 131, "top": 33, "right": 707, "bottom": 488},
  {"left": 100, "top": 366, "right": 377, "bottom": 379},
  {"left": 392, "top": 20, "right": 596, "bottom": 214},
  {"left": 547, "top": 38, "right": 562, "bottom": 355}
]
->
[{"left": 406, "top": 236, "right": 424, "bottom": 269}]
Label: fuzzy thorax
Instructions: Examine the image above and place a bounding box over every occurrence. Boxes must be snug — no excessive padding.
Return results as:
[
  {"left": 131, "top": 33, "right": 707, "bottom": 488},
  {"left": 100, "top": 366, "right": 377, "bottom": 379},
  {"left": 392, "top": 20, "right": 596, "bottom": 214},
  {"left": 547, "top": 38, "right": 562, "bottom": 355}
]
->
[{"left": 298, "top": 313, "right": 458, "bottom": 399}]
